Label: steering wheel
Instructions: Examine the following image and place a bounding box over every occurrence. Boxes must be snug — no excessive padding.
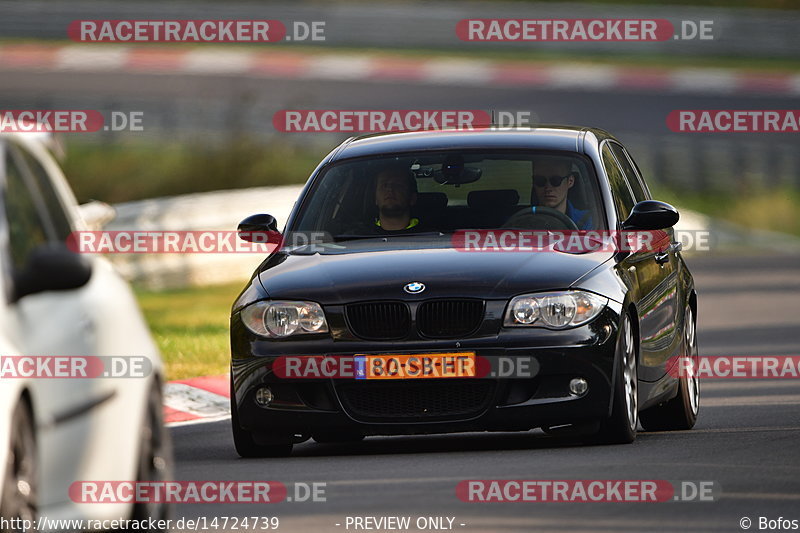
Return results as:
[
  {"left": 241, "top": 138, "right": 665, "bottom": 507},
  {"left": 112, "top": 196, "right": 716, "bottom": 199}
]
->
[{"left": 502, "top": 206, "right": 579, "bottom": 231}]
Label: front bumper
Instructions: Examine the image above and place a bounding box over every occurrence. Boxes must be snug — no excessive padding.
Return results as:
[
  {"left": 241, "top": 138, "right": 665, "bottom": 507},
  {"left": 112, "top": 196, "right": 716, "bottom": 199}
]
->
[{"left": 231, "top": 307, "right": 620, "bottom": 438}]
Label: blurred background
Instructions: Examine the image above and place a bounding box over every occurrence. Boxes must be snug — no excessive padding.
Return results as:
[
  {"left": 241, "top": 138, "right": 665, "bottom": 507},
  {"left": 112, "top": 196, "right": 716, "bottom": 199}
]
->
[{"left": 2, "top": 0, "right": 798, "bottom": 378}]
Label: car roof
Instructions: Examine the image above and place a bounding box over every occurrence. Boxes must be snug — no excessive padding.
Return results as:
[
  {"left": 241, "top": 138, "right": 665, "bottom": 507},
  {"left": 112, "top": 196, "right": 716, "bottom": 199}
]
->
[{"left": 329, "top": 126, "right": 617, "bottom": 162}]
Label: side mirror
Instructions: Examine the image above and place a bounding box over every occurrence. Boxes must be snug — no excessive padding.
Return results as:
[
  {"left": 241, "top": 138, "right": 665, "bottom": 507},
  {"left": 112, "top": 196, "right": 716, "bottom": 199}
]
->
[
  {"left": 78, "top": 200, "right": 117, "bottom": 230},
  {"left": 622, "top": 200, "right": 679, "bottom": 230},
  {"left": 14, "top": 243, "right": 93, "bottom": 301},
  {"left": 237, "top": 213, "right": 281, "bottom": 243}
]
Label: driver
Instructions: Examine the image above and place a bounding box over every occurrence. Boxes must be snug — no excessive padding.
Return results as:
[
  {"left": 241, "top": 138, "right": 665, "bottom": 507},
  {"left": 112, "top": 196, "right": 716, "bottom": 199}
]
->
[
  {"left": 371, "top": 165, "right": 423, "bottom": 233},
  {"left": 531, "top": 157, "right": 593, "bottom": 230}
]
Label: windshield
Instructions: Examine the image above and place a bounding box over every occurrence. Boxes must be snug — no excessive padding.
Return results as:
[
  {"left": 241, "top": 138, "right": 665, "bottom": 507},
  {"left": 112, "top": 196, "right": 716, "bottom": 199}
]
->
[{"left": 291, "top": 150, "right": 606, "bottom": 243}]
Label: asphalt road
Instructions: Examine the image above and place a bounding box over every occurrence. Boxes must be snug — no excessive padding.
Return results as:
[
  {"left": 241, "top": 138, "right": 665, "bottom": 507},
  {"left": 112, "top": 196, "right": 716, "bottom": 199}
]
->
[{"left": 171, "top": 251, "right": 800, "bottom": 533}]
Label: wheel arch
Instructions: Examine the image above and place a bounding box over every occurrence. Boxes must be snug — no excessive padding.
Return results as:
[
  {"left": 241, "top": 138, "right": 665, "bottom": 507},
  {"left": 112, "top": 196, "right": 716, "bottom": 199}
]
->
[{"left": 606, "top": 300, "right": 639, "bottom": 418}]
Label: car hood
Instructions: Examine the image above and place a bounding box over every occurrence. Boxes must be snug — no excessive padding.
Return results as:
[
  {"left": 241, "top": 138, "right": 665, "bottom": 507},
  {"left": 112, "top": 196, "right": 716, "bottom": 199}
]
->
[{"left": 256, "top": 247, "right": 613, "bottom": 304}]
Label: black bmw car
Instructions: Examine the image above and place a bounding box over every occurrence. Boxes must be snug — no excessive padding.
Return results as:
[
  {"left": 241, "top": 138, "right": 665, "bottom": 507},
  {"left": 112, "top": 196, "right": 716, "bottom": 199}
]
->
[{"left": 229, "top": 126, "right": 699, "bottom": 457}]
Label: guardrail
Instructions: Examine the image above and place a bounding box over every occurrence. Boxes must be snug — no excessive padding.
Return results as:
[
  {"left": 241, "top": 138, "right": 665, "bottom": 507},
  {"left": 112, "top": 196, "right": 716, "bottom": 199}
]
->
[{"left": 99, "top": 185, "right": 302, "bottom": 289}]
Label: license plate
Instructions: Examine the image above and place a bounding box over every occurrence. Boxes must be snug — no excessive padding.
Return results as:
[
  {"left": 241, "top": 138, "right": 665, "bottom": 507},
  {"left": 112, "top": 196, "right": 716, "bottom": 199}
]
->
[{"left": 354, "top": 352, "right": 476, "bottom": 380}]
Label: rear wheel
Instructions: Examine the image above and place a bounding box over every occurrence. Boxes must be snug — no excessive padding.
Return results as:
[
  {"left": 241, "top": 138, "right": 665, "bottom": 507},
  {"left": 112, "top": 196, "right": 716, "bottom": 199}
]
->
[
  {"left": 0, "top": 400, "right": 37, "bottom": 532},
  {"left": 230, "top": 377, "right": 293, "bottom": 458},
  {"left": 593, "top": 313, "right": 638, "bottom": 444},
  {"left": 640, "top": 307, "right": 700, "bottom": 431}
]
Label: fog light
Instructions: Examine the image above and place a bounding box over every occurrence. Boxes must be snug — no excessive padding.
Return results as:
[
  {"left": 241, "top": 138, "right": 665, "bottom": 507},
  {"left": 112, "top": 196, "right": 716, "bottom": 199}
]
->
[
  {"left": 255, "top": 386, "right": 274, "bottom": 407},
  {"left": 569, "top": 378, "right": 588, "bottom": 396}
]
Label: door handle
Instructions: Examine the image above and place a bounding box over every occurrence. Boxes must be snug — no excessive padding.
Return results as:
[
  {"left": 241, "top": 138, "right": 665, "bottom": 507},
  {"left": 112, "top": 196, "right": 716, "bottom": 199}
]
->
[{"left": 655, "top": 242, "right": 682, "bottom": 265}]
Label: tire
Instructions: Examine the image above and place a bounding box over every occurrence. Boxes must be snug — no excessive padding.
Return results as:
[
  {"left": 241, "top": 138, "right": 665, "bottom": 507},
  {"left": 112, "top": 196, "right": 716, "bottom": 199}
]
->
[
  {"left": 230, "top": 378, "right": 293, "bottom": 458},
  {"left": 640, "top": 307, "right": 700, "bottom": 431},
  {"left": 0, "top": 400, "right": 37, "bottom": 531},
  {"left": 131, "top": 381, "right": 173, "bottom": 528},
  {"left": 593, "top": 312, "right": 638, "bottom": 444}
]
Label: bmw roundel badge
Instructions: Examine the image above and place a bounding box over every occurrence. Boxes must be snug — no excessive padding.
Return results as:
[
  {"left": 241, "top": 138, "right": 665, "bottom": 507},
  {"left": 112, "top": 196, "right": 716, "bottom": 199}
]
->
[{"left": 404, "top": 282, "right": 425, "bottom": 294}]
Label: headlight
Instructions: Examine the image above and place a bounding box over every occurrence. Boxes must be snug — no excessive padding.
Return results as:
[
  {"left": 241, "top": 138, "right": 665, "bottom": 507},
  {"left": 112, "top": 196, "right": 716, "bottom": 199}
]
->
[
  {"left": 241, "top": 301, "right": 329, "bottom": 338},
  {"left": 504, "top": 291, "right": 607, "bottom": 329}
]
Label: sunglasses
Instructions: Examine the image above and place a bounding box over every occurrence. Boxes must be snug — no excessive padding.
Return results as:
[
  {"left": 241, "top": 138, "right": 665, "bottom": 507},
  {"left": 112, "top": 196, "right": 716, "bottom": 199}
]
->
[{"left": 533, "top": 174, "right": 572, "bottom": 188}]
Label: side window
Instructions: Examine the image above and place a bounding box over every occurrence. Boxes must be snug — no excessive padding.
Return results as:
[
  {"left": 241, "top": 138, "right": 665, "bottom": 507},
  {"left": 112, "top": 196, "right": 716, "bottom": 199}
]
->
[
  {"left": 610, "top": 143, "right": 648, "bottom": 203},
  {"left": 17, "top": 146, "right": 73, "bottom": 240},
  {"left": 601, "top": 143, "right": 636, "bottom": 222},
  {"left": 3, "top": 148, "right": 49, "bottom": 272}
]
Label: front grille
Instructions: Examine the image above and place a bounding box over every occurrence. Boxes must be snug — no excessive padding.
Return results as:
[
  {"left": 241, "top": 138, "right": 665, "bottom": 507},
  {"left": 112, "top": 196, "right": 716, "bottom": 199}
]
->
[
  {"left": 346, "top": 301, "right": 410, "bottom": 340},
  {"left": 336, "top": 379, "right": 495, "bottom": 422},
  {"left": 417, "top": 299, "right": 484, "bottom": 338}
]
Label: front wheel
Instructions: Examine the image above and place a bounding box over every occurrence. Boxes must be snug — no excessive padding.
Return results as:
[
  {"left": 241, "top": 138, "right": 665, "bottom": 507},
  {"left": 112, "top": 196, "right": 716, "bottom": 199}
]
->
[
  {"left": 0, "top": 400, "right": 37, "bottom": 532},
  {"left": 593, "top": 313, "right": 638, "bottom": 444},
  {"left": 640, "top": 307, "right": 700, "bottom": 431},
  {"left": 132, "top": 381, "right": 173, "bottom": 528}
]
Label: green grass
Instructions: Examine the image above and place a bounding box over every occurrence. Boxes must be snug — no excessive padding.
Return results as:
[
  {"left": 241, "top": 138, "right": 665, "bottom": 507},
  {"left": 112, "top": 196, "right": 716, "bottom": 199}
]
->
[
  {"left": 136, "top": 282, "right": 243, "bottom": 380},
  {"left": 653, "top": 185, "right": 800, "bottom": 237},
  {"left": 63, "top": 138, "right": 326, "bottom": 204}
]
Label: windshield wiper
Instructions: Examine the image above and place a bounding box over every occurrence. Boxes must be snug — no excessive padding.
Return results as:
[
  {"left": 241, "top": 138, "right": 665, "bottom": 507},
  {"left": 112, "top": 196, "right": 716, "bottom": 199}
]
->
[{"left": 332, "top": 231, "right": 445, "bottom": 242}]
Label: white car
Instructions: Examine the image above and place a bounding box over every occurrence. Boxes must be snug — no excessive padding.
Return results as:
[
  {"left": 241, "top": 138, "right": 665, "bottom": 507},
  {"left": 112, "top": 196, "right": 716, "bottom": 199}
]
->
[{"left": 0, "top": 132, "right": 170, "bottom": 529}]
